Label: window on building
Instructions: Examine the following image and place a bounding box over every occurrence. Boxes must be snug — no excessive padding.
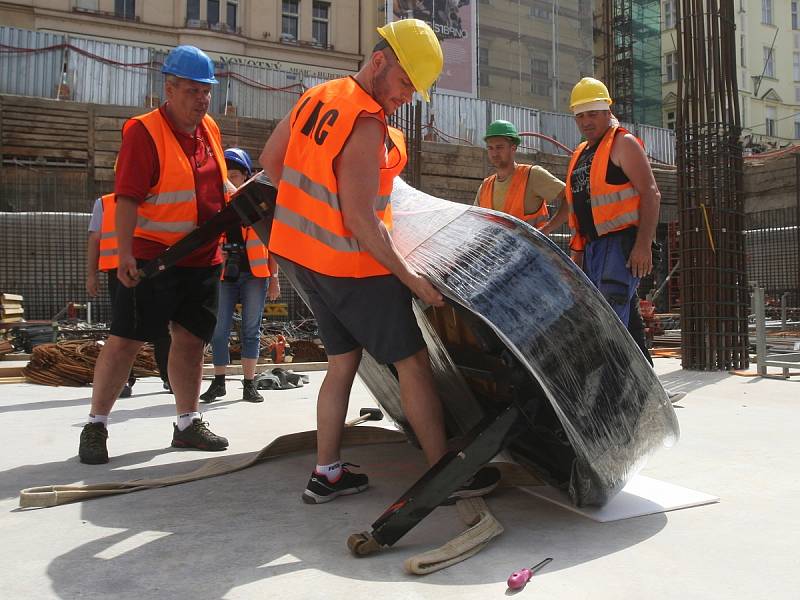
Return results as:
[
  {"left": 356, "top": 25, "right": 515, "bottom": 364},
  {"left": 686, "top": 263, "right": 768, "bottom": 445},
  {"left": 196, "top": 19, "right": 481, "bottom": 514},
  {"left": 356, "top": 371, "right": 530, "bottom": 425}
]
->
[
  {"left": 530, "top": 3, "right": 551, "bottom": 20},
  {"left": 795, "top": 53, "right": 800, "bottom": 81},
  {"left": 282, "top": 0, "right": 299, "bottom": 40},
  {"left": 532, "top": 79, "right": 550, "bottom": 97},
  {"left": 186, "top": 0, "right": 200, "bottom": 21},
  {"left": 665, "top": 51, "right": 678, "bottom": 82},
  {"left": 663, "top": 1, "right": 676, "bottom": 29},
  {"left": 531, "top": 57, "right": 549, "bottom": 75},
  {"left": 312, "top": 1, "right": 329, "bottom": 46},
  {"left": 793, "top": 1, "right": 799, "bottom": 29},
  {"left": 765, "top": 106, "right": 777, "bottom": 136},
  {"left": 114, "top": 0, "right": 135, "bottom": 19},
  {"left": 666, "top": 110, "right": 676, "bottom": 130},
  {"left": 227, "top": 1, "right": 238, "bottom": 30},
  {"left": 795, "top": 118, "right": 800, "bottom": 139},
  {"left": 795, "top": 86, "right": 800, "bottom": 102},
  {"left": 763, "top": 46, "right": 775, "bottom": 77},
  {"left": 479, "top": 47, "right": 489, "bottom": 66},
  {"left": 479, "top": 69, "right": 490, "bottom": 87},
  {"left": 762, "top": 0, "right": 772, "bottom": 25},
  {"left": 207, "top": 0, "right": 219, "bottom": 24}
]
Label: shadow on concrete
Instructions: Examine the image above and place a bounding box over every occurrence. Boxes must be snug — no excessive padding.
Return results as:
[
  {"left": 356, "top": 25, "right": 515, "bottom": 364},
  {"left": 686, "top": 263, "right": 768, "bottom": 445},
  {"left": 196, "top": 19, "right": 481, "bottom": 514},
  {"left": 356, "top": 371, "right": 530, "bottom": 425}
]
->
[
  {"left": 657, "top": 369, "right": 736, "bottom": 395},
  {"left": 0, "top": 447, "right": 187, "bottom": 503},
  {"left": 37, "top": 443, "right": 667, "bottom": 598}
]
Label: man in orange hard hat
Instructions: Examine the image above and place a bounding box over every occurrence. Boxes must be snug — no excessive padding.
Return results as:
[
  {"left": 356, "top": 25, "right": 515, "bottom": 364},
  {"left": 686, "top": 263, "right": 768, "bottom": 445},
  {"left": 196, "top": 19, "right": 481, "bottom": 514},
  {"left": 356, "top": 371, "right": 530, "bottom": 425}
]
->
[{"left": 261, "top": 19, "right": 500, "bottom": 504}]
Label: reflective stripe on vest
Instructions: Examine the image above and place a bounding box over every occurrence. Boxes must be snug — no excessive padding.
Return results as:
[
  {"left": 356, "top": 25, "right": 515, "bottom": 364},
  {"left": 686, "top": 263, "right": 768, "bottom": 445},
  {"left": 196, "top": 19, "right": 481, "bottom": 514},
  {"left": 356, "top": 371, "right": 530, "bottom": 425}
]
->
[
  {"left": 269, "top": 77, "right": 407, "bottom": 278},
  {"left": 478, "top": 164, "right": 549, "bottom": 229},
  {"left": 565, "top": 125, "right": 641, "bottom": 251},
  {"left": 244, "top": 230, "right": 270, "bottom": 278},
  {"left": 124, "top": 109, "right": 228, "bottom": 246},
  {"left": 98, "top": 193, "right": 118, "bottom": 271}
]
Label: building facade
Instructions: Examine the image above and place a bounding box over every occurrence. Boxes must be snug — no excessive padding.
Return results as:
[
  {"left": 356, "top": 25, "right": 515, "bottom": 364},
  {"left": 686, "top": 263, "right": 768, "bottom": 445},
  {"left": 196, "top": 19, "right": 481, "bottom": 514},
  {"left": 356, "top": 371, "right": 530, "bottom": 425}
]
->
[
  {"left": 0, "top": 0, "right": 376, "bottom": 74},
  {"left": 474, "top": 0, "right": 594, "bottom": 112},
  {"left": 661, "top": 0, "right": 800, "bottom": 149}
]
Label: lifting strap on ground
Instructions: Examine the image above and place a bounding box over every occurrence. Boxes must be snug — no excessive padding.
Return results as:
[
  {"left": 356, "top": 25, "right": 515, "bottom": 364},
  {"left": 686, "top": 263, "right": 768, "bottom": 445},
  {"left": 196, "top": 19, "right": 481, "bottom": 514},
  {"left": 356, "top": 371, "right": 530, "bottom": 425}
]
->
[
  {"left": 18, "top": 426, "right": 406, "bottom": 509},
  {"left": 402, "top": 496, "right": 504, "bottom": 575},
  {"left": 18, "top": 426, "right": 542, "bottom": 574}
]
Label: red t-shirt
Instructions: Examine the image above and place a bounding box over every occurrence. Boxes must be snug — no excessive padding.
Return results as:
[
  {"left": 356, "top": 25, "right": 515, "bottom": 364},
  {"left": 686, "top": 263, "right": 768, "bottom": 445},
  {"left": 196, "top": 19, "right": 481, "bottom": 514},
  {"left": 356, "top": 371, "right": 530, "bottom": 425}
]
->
[{"left": 114, "top": 106, "right": 224, "bottom": 267}]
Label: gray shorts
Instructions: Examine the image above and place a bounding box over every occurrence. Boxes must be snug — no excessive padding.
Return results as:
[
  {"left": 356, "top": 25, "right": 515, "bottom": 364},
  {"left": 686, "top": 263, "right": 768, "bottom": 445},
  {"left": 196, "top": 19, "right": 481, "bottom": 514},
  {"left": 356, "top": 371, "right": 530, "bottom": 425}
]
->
[{"left": 276, "top": 257, "right": 425, "bottom": 364}]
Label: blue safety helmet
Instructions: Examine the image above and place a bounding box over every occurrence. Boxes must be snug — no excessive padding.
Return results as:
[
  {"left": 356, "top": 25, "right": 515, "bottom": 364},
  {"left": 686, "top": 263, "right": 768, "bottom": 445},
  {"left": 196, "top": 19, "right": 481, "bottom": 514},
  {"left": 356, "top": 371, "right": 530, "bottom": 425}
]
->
[
  {"left": 224, "top": 147, "right": 254, "bottom": 177},
  {"left": 162, "top": 45, "right": 218, "bottom": 84}
]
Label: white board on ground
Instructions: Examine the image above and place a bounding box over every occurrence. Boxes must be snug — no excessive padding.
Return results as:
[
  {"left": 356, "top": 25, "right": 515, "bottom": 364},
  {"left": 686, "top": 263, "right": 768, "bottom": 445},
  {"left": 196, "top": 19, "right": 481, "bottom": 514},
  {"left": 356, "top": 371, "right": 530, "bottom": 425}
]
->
[{"left": 518, "top": 475, "right": 719, "bottom": 522}]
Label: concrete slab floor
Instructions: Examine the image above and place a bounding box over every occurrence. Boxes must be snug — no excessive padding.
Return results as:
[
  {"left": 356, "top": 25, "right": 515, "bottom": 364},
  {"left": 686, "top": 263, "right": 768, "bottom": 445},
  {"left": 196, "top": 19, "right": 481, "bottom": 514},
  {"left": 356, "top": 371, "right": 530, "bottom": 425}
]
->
[{"left": 0, "top": 358, "right": 797, "bottom": 600}]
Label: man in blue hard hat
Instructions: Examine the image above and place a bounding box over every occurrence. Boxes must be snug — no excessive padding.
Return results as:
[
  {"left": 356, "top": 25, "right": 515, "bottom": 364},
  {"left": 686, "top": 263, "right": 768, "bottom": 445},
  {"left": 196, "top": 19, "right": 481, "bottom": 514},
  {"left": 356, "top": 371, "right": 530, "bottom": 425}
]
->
[{"left": 79, "top": 45, "right": 231, "bottom": 464}]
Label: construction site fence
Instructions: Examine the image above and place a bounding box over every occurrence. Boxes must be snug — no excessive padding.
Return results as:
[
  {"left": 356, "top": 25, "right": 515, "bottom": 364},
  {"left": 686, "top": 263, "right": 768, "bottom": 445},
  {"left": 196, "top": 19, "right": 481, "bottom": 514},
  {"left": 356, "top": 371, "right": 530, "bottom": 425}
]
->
[
  {"left": 427, "top": 92, "right": 676, "bottom": 165},
  {"left": 2, "top": 167, "right": 796, "bottom": 323},
  {"left": 1, "top": 26, "right": 676, "bottom": 165}
]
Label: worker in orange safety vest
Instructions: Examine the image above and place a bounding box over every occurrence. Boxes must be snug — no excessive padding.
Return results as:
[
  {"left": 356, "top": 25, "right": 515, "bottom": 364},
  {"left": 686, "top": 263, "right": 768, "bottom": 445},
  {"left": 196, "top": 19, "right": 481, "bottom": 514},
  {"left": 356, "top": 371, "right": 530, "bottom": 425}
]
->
[
  {"left": 565, "top": 77, "right": 661, "bottom": 365},
  {"left": 475, "top": 119, "right": 569, "bottom": 235},
  {"left": 260, "top": 19, "right": 502, "bottom": 505}
]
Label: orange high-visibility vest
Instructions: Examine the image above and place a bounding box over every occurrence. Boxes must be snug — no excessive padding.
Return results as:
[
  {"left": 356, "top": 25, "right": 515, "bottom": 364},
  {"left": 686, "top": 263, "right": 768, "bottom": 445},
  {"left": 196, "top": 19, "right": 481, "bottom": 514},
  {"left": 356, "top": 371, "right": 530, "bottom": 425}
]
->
[
  {"left": 98, "top": 193, "right": 118, "bottom": 271},
  {"left": 565, "top": 125, "right": 641, "bottom": 252},
  {"left": 269, "top": 77, "right": 407, "bottom": 278},
  {"left": 123, "top": 109, "right": 228, "bottom": 246},
  {"left": 243, "top": 227, "right": 270, "bottom": 278},
  {"left": 220, "top": 227, "right": 271, "bottom": 279},
  {"left": 478, "top": 164, "right": 550, "bottom": 228}
]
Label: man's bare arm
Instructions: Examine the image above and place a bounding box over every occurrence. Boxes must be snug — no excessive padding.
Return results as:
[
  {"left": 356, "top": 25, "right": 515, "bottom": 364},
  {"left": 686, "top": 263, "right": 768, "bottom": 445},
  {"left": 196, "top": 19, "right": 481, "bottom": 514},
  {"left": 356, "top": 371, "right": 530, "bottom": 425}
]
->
[
  {"left": 115, "top": 196, "right": 141, "bottom": 287},
  {"left": 86, "top": 231, "right": 101, "bottom": 296},
  {"left": 540, "top": 189, "right": 569, "bottom": 235},
  {"left": 615, "top": 134, "right": 660, "bottom": 277},
  {"left": 260, "top": 114, "right": 291, "bottom": 184}
]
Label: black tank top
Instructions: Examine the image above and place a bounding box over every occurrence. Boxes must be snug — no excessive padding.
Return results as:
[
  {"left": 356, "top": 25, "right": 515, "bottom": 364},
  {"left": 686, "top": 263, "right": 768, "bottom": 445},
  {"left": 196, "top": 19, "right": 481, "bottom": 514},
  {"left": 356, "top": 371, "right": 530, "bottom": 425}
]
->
[{"left": 569, "top": 136, "right": 631, "bottom": 242}]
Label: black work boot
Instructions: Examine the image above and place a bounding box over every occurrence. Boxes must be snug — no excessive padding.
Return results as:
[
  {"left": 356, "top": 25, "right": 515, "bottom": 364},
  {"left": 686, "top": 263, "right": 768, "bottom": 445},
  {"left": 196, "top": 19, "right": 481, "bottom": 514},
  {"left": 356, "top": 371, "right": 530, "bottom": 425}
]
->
[
  {"left": 79, "top": 422, "right": 109, "bottom": 464},
  {"left": 200, "top": 377, "right": 226, "bottom": 403},
  {"left": 242, "top": 379, "right": 264, "bottom": 403},
  {"left": 171, "top": 418, "right": 228, "bottom": 451}
]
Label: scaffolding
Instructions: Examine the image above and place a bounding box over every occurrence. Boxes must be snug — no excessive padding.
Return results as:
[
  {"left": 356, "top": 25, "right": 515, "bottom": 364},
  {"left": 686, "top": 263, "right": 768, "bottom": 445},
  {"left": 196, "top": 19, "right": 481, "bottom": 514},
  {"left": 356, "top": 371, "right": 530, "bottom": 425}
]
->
[{"left": 600, "top": 0, "right": 662, "bottom": 126}]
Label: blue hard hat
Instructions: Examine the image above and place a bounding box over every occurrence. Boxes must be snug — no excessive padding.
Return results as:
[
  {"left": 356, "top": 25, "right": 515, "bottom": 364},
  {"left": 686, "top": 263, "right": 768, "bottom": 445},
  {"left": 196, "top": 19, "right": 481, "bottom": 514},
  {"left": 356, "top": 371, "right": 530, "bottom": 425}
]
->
[
  {"left": 162, "top": 45, "right": 218, "bottom": 84},
  {"left": 224, "top": 147, "right": 253, "bottom": 177}
]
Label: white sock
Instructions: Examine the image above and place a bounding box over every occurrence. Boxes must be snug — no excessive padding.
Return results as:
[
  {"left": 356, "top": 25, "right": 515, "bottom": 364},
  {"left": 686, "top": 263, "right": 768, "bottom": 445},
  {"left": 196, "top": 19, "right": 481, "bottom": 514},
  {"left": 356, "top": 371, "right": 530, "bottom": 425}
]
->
[
  {"left": 315, "top": 461, "right": 342, "bottom": 482},
  {"left": 88, "top": 414, "right": 108, "bottom": 426},
  {"left": 177, "top": 412, "right": 201, "bottom": 431}
]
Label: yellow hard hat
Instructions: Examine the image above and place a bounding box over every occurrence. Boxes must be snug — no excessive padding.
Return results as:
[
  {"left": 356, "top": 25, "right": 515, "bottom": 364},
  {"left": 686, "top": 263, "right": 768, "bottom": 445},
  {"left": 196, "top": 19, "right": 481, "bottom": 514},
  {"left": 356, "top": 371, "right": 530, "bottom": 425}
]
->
[
  {"left": 569, "top": 77, "right": 613, "bottom": 113},
  {"left": 376, "top": 19, "right": 443, "bottom": 102}
]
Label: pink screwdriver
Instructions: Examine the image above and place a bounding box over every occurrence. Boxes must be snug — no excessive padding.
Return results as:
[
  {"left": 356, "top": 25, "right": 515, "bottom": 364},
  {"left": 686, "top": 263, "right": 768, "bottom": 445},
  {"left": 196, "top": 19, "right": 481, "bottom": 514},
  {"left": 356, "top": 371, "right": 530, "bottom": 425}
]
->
[{"left": 506, "top": 557, "right": 553, "bottom": 590}]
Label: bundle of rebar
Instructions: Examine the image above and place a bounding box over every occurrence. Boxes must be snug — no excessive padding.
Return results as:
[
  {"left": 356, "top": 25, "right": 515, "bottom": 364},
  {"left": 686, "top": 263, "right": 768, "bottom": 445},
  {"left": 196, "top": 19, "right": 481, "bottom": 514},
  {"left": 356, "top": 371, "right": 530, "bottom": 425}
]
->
[
  {"left": 675, "top": 0, "right": 749, "bottom": 370},
  {"left": 22, "top": 340, "right": 159, "bottom": 386}
]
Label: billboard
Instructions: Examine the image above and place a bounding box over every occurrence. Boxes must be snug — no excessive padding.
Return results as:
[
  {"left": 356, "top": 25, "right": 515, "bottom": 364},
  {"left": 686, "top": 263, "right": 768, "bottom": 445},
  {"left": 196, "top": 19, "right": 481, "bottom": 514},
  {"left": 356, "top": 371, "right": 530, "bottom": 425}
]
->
[{"left": 388, "top": 0, "right": 477, "bottom": 98}]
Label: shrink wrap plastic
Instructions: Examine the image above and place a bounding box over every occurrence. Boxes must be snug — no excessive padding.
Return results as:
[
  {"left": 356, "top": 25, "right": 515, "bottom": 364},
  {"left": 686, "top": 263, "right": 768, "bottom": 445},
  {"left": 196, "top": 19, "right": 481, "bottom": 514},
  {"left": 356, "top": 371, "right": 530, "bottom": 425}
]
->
[{"left": 357, "top": 179, "right": 679, "bottom": 506}]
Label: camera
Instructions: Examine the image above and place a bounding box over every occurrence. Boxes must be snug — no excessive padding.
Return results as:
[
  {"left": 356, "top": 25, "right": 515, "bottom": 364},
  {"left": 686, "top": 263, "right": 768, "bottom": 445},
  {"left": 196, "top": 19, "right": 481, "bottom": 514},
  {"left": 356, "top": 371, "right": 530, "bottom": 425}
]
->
[{"left": 222, "top": 242, "right": 244, "bottom": 281}]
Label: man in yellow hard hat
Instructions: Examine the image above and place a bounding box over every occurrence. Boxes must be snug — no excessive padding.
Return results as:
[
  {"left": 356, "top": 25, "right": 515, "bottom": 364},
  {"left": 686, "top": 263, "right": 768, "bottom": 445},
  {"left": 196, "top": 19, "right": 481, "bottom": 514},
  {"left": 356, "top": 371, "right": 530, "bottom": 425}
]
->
[
  {"left": 564, "top": 77, "right": 661, "bottom": 364},
  {"left": 476, "top": 119, "right": 569, "bottom": 234},
  {"left": 260, "top": 19, "right": 500, "bottom": 504}
]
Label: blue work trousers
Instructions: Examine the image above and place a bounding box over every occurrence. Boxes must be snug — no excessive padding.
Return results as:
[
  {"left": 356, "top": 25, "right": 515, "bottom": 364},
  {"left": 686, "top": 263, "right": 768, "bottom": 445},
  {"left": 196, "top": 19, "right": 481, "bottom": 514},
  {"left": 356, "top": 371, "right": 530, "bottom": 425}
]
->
[
  {"left": 210, "top": 272, "right": 269, "bottom": 365},
  {"left": 583, "top": 231, "right": 652, "bottom": 365}
]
